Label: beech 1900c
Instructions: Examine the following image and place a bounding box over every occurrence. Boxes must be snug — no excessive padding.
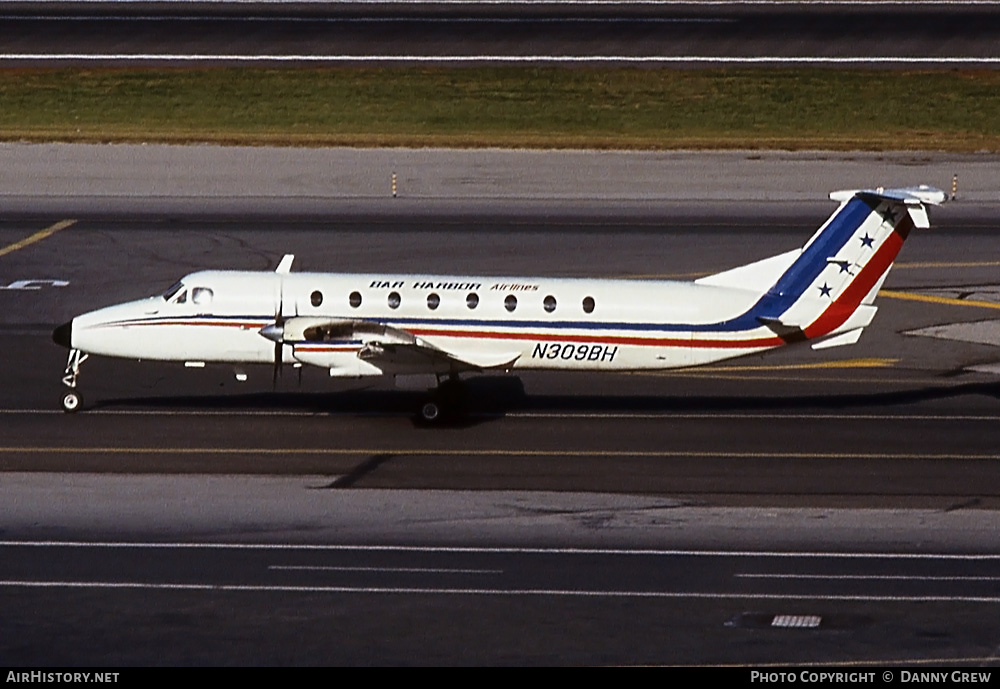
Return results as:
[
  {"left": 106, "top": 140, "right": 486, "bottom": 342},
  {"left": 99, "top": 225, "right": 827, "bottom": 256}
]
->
[{"left": 52, "top": 186, "right": 948, "bottom": 422}]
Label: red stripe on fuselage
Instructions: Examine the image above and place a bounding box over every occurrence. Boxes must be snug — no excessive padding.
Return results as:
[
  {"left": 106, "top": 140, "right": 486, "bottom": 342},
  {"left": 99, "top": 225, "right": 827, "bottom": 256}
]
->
[
  {"left": 97, "top": 319, "right": 269, "bottom": 329},
  {"left": 407, "top": 327, "right": 784, "bottom": 349}
]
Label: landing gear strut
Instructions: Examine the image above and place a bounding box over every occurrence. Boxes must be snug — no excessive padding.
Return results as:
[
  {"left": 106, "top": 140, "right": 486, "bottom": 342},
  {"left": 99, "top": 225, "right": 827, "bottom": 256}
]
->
[
  {"left": 60, "top": 348, "right": 88, "bottom": 413},
  {"left": 418, "top": 375, "right": 467, "bottom": 424}
]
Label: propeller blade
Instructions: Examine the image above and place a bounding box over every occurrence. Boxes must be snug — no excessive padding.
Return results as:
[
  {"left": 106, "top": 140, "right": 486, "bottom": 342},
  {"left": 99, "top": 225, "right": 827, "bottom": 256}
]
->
[
  {"left": 273, "top": 341, "right": 282, "bottom": 389},
  {"left": 272, "top": 277, "right": 285, "bottom": 389}
]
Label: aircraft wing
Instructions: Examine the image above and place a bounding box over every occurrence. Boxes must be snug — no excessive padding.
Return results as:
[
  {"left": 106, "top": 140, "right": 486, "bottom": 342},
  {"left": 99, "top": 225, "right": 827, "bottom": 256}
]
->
[
  {"left": 267, "top": 316, "right": 521, "bottom": 374},
  {"left": 358, "top": 341, "right": 521, "bottom": 372}
]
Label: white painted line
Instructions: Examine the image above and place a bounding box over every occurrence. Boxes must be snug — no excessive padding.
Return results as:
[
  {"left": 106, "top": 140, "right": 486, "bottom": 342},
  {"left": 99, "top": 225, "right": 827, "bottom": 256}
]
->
[
  {"left": 0, "top": 16, "right": 737, "bottom": 23},
  {"left": 739, "top": 574, "right": 1000, "bottom": 582},
  {"left": 1, "top": 55, "right": 999, "bottom": 65},
  {"left": 26, "top": 1, "right": 999, "bottom": 6},
  {"left": 270, "top": 565, "right": 503, "bottom": 574},
  {"left": 3, "top": 579, "right": 1000, "bottom": 602},
  {"left": 510, "top": 412, "right": 1000, "bottom": 422},
  {"left": 0, "top": 409, "right": 332, "bottom": 417},
  {"left": 4, "top": 541, "right": 1000, "bottom": 560},
  {"left": 5, "top": 408, "right": 1000, "bottom": 422}
]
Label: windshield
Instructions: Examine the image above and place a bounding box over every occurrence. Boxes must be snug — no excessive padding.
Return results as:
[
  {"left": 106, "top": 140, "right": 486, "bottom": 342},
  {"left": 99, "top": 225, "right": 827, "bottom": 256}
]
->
[{"left": 162, "top": 281, "right": 184, "bottom": 301}]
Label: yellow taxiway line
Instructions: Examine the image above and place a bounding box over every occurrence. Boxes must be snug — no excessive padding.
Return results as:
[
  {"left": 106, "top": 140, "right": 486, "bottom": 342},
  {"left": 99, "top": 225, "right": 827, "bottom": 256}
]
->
[
  {"left": 679, "top": 357, "right": 898, "bottom": 372},
  {"left": 879, "top": 290, "right": 1000, "bottom": 311},
  {"left": 0, "top": 219, "right": 76, "bottom": 259}
]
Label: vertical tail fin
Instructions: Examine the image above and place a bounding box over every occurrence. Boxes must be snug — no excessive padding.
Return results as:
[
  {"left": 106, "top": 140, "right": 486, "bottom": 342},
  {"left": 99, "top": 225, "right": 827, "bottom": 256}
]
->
[
  {"left": 769, "top": 185, "right": 947, "bottom": 344},
  {"left": 696, "top": 186, "right": 947, "bottom": 348}
]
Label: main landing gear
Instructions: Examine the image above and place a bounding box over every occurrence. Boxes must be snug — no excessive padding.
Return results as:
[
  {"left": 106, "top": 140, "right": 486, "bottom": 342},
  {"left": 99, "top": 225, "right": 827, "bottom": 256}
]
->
[
  {"left": 60, "top": 348, "right": 88, "bottom": 413},
  {"left": 418, "top": 375, "right": 467, "bottom": 425}
]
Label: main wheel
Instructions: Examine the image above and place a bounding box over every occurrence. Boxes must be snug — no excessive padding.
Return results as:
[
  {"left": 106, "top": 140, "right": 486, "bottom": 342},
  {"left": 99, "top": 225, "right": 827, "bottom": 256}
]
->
[
  {"left": 419, "top": 400, "right": 442, "bottom": 423},
  {"left": 61, "top": 390, "right": 82, "bottom": 413}
]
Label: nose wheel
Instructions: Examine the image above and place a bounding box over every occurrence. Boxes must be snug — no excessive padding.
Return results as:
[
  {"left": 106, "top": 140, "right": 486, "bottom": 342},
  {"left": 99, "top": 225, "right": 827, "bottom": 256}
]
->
[
  {"left": 61, "top": 390, "right": 83, "bottom": 413},
  {"left": 59, "top": 349, "right": 88, "bottom": 413}
]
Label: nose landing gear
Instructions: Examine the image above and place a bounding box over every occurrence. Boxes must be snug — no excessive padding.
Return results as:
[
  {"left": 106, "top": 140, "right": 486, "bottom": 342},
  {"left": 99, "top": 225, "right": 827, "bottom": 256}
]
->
[{"left": 60, "top": 348, "right": 88, "bottom": 413}]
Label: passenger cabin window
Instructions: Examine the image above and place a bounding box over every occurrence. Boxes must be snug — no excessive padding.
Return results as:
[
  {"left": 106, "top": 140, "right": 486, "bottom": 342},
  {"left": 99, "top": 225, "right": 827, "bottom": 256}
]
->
[
  {"left": 427, "top": 293, "right": 440, "bottom": 310},
  {"left": 504, "top": 295, "right": 517, "bottom": 312},
  {"left": 349, "top": 291, "right": 362, "bottom": 308},
  {"left": 192, "top": 287, "right": 213, "bottom": 306},
  {"left": 466, "top": 293, "right": 479, "bottom": 310},
  {"left": 388, "top": 291, "right": 401, "bottom": 309},
  {"left": 311, "top": 290, "right": 323, "bottom": 307},
  {"left": 543, "top": 295, "right": 557, "bottom": 313},
  {"left": 582, "top": 296, "right": 595, "bottom": 314}
]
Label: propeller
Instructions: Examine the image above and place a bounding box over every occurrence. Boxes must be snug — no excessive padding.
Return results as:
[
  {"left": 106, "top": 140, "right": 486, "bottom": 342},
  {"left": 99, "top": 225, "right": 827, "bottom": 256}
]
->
[
  {"left": 258, "top": 254, "right": 296, "bottom": 390},
  {"left": 272, "top": 279, "right": 285, "bottom": 389}
]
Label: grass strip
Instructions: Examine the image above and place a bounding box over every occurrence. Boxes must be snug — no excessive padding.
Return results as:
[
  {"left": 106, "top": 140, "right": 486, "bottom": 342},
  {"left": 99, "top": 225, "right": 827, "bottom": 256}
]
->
[{"left": 0, "top": 67, "right": 998, "bottom": 150}]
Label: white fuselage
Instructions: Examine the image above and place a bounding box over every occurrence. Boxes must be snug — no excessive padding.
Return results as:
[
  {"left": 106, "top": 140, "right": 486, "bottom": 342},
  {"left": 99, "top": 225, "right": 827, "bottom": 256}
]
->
[{"left": 69, "top": 270, "right": 793, "bottom": 375}]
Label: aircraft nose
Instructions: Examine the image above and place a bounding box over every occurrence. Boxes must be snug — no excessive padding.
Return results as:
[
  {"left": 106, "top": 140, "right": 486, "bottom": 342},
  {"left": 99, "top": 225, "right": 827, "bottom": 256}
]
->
[{"left": 52, "top": 320, "right": 73, "bottom": 349}]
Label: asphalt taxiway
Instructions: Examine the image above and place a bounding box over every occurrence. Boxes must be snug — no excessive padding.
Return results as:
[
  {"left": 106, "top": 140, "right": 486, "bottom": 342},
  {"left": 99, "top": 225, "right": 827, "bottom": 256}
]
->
[{"left": 3, "top": 145, "right": 1000, "bottom": 665}]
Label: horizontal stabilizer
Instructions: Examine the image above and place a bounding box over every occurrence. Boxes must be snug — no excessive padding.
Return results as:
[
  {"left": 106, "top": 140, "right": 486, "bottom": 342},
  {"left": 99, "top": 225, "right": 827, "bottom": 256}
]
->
[
  {"left": 828, "top": 185, "right": 949, "bottom": 207},
  {"left": 758, "top": 315, "right": 804, "bottom": 334}
]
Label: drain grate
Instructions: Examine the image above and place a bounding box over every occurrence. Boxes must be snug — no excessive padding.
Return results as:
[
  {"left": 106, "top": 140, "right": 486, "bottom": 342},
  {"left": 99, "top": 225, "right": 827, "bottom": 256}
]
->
[
  {"left": 771, "top": 614, "right": 822, "bottom": 629},
  {"left": 727, "top": 612, "right": 871, "bottom": 630}
]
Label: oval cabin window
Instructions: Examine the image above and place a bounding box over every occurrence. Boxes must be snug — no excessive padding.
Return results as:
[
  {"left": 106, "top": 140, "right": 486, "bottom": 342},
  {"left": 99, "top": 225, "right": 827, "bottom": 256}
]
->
[
  {"left": 543, "top": 295, "right": 557, "bottom": 313},
  {"left": 427, "top": 293, "right": 441, "bottom": 310},
  {"left": 349, "top": 291, "right": 362, "bottom": 308},
  {"left": 505, "top": 295, "right": 517, "bottom": 312},
  {"left": 388, "top": 292, "right": 401, "bottom": 309},
  {"left": 310, "top": 290, "right": 323, "bottom": 307},
  {"left": 582, "top": 296, "right": 595, "bottom": 314},
  {"left": 466, "top": 293, "right": 479, "bottom": 310}
]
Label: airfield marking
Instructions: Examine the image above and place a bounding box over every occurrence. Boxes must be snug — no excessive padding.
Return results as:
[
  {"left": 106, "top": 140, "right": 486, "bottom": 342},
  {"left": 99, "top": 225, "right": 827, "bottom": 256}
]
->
[
  {"left": 649, "top": 372, "right": 941, "bottom": 384},
  {"left": 3, "top": 578, "right": 1000, "bottom": 603},
  {"left": 880, "top": 290, "right": 1000, "bottom": 311},
  {"left": 4, "top": 409, "right": 1000, "bottom": 421},
  {"left": 738, "top": 574, "right": 1000, "bottom": 582},
  {"left": 0, "top": 219, "right": 76, "bottom": 259},
  {"left": 269, "top": 565, "right": 503, "bottom": 575},
  {"left": 896, "top": 261, "right": 1000, "bottom": 269},
  {"left": 3, "top": 54, "right": 999, "bottom": 65},
  {"left": 6, "top": 541, "right": 1000, "bottom": 560},
  {"left": 2, "top": 446, "right": 1000, "bottom": 461},
  {"left": 678, "top": 357, "right": 898, "bottom": 371}
]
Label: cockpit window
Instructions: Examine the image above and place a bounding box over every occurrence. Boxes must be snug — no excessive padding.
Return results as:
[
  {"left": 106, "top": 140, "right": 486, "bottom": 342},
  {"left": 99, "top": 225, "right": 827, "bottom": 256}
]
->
[
  {"left": 162, "top": 281, "right": 184, "bottom": 301},
  {"left": 174, "top": 290, "right": 188, "bottom": 304},
  {"left": 192, "top": 287, "right": 214, "bottom": 305}
]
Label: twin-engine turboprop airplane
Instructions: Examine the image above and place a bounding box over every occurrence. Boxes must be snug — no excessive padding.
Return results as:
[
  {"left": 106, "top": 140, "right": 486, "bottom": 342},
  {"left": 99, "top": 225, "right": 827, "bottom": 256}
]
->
[{"left": 52, "top": 186, "right": 947, "bottom": 421}]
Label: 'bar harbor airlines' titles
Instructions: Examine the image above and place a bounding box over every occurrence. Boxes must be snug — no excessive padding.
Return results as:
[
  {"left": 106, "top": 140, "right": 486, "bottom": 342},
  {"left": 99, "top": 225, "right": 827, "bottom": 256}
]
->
[{"left": 52, "top": 186, "right": 948, "bottom": 423}]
